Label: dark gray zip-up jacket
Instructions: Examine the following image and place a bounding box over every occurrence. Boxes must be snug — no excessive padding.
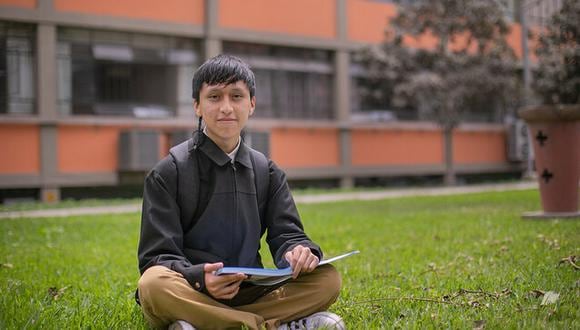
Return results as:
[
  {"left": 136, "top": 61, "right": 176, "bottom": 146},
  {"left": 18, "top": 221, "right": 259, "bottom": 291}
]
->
[{"left": 137, "top": 133, "right": 322, "bottom": 294}]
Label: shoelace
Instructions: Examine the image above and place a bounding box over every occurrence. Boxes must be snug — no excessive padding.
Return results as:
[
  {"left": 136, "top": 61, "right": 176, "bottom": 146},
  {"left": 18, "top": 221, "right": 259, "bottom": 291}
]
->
[{"left": 288, "top": 318, "right": 308, "bottom": 330}]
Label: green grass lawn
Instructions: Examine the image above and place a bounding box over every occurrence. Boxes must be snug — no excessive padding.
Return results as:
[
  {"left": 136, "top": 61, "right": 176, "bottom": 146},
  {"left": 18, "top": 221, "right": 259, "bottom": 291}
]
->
[
  {"left": 0, "top": 198, "right": 141, "bottom": 213},
  {"left": 0, "top": 189, "right": 578, "bottom": 329}
]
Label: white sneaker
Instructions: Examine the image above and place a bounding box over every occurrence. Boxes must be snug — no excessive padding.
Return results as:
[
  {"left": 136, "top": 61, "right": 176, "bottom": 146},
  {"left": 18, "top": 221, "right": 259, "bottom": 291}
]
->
[
  {"left": 278, "top": 312, "right": 345, "bottom": 330},
  {"left": 168, "top": 320, "right": 196, "bottom": 330}
]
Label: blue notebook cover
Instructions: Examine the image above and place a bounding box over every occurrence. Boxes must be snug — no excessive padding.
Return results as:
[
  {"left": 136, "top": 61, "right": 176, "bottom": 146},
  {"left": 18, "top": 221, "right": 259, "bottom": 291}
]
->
[{"left": 215, "top": 250, "right": 359, "bottom": 286}]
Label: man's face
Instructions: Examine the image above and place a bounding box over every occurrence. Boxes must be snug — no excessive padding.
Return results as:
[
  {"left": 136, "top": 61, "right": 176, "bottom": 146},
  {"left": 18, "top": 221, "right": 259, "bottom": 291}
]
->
[{"left": 194, "top": 81, "right": 255, "bottom": 151}]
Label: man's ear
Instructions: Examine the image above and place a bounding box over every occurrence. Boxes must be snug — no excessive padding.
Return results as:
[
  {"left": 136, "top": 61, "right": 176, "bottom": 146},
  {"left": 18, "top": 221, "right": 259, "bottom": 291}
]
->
[
  {"left": 249, "top": 96, "right": 256, "bottom": 116},
  {"left": 194, "top": 100, "right": 201, "bottom": 117}
]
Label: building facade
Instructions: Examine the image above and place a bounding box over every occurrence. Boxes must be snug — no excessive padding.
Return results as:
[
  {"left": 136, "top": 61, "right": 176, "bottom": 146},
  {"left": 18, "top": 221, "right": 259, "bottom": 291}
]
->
[{"left": 0, "top": 0, "right": 531, "bottom": 202}]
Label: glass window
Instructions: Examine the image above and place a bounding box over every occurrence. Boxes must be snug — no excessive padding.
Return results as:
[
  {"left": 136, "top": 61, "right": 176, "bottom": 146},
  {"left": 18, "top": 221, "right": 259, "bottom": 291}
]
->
[
  {"left": 58, "top": 28, "right": 200, "bottom": 117},
  {"left": 223, "top": 42, "right": 334, "bottom": 120},
  {"left": 349, "top": 59, "right": 410, "bottom": 122},
  {"left": 243, "top": 130, "right": 270, "bottom": 158},
  {"left": 0, "top": 22, "right": 36, "bottom": 115}
]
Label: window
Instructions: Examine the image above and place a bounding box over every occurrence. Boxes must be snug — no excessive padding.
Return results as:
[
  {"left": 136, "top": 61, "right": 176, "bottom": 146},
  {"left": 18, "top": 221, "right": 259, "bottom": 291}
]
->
[
  {"left": 523, "top": 0, "right": 563, "bottom": 26},
  {"left": 58, "top": 28, "right": 200, "bottom": 117},
  {"left": 0, "top": 22, "right": 35, "bottom": 115},
  {"left": 350, "top": 59, "right": 414, "bottom": 121},
  {"left": 243, "top": 130, "right": 270, "bottom": 158},
  {"left": 223, "top": 42, "right": 334, "bottom": 120}
]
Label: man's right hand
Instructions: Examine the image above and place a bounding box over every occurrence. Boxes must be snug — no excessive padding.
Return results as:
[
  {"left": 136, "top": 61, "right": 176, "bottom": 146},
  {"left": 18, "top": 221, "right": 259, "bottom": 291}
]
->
[{"left": 203, "top": 262, "right": 246, "bottom": 300}]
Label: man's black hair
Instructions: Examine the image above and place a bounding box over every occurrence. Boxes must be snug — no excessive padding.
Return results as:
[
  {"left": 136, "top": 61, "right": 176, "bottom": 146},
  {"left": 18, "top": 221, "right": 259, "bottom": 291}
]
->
[{"left": 191, "top": 54, "right": 256, "bottom": 103}]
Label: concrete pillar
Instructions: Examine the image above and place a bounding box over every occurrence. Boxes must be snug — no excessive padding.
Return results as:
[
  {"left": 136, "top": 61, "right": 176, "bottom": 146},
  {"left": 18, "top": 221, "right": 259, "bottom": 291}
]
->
[
  {"left": 335, "top": 1, "right": 353, "bottom": 188},
  {"left": 335, "top": 51, "right": 350, "bottom": 123},
  {"left": 41, "top": 187, "right": 61, "bottom": 203},
  {"left": 334, "top": 0, "right": 354, "bottom": 188},
  {"left": 205, "top": 38, "right": 222, "bottom": 59},
  {"left": 336, "top": 0, "right": 348, "bottom": 43},
  {"left": 37, "top": 24, "right": 57, "bottom": 120},
  {"left": 204, "top": 0, "right": 222, "bottom": 59},
  {"left": 37, "top": 23, "right": 60, "bottom": 203},
  {"left": 519, "top": 0, "right": 536, "bottom": 179},
  {"left": 339, "top": 127, "right": 354, "bottom": 189},
  {"left": 38, "top": 0, "right": 53, "bottom": 14}
]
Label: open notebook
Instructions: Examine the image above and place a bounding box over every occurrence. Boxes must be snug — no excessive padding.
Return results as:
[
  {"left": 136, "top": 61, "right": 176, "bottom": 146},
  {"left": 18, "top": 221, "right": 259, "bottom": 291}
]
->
[{"left": 215, "top": 250, "right": 360, "bottom": 286}]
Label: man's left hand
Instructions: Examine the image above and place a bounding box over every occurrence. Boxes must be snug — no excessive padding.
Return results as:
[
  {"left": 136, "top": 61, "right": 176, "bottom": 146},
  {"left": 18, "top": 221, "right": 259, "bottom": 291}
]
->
[{"left": 284, "top": 245, "right": 319, "bottom": 279}]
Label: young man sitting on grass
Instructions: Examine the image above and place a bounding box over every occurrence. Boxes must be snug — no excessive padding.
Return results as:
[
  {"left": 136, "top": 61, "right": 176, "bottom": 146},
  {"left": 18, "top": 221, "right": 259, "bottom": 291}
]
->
[{"left": 137, "top": 54, "right": 344, "bottom": 330}]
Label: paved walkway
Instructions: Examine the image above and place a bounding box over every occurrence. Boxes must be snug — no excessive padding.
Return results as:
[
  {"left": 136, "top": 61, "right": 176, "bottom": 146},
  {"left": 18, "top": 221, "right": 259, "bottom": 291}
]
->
[{"left": 0, "top": 181, "right": 537, "bottom": 219}]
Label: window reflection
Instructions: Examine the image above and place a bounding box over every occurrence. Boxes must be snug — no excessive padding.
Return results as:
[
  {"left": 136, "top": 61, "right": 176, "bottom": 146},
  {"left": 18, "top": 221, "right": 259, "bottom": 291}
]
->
[
  {"left": 57, "top": 28, "right": 200, "bottom": 118},
  {"left": 223, "top": 42, "right": 334, "bottom": 120},
  {"left": 0, "top": 22, "right": 36, "bottom": 115}
]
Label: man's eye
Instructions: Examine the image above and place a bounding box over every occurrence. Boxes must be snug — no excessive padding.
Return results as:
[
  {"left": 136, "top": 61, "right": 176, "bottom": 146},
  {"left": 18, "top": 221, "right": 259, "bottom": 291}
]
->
[{"left": 208, "top": 95, "right": 219, "bottom": 100}]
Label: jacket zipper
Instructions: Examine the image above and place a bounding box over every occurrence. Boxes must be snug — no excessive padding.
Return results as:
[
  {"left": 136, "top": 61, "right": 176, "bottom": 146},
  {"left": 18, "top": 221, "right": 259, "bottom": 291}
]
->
[{"left": 231, "top": 162, "right": 237, "bottom": 256}]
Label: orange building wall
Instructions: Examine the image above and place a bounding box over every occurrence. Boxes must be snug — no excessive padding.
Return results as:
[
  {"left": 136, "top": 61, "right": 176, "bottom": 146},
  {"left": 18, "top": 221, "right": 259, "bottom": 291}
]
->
[
  {"left": 159, "top": 133, "right": 169, "bottom": 160},
  {"left": 507, "top": 24, "right": 523, "bottom": 59},
  {"left": 5, "top": 125, "right": 508, "bottom": 177},
  {"left": 351, "top": 129, "right": 443, "bottom": 166},
  {"left": 0, "top": 0, "right": 35, "bottom": 8},
  {"left": 351, "top": 128, "right": 507, "bottom": 167},
  {"left": 219, "top": 0, "right": 336, "bottom": 38},
  {"left": 58, "top": 126, "right": 119, "bottom": 173},
  {"left": 347, "top": 0, "right": 397, "bottom": 43},
  {"left": 454, "top": 129, "right": 507, "bottom": 164},
  {"left": 270, "top": 128, "right": 339, "bottom": 168},
  {"left": 0, "top": 124, "right": 40, "bottom": 174},
  {"left": 402, "top": 26, "right": 526, "bottom": 57},
  {"left": 348, "top": 0, "right": 530, "bottom": 60},
  {"left": 54, "top": 0, "right": 204, "bottom": 25}
]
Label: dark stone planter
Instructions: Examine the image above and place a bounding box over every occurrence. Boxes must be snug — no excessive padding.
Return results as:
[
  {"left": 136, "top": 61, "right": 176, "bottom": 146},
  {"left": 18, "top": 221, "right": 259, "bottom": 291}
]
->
[{"left": 518, "top": 104, "right": 580, "bottom": 219}]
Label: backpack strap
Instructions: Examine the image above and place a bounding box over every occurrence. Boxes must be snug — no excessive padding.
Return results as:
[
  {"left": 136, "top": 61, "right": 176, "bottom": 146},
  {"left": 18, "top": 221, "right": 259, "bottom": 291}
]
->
[
  {"left": 170, "top": 138, "right": 202, "bottom": 234},
  {"left": 249, "top": 149, "right": 270, "bottom": 235}
]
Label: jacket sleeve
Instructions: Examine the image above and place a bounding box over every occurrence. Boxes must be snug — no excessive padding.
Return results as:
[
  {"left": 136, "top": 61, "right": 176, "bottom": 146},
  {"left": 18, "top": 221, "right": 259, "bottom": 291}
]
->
[
  {"left": 264, "top": 160, "right": 323, "bottom": 268},
  {"left": 137, "top": 156, "right": 207, "bottom": 293}
]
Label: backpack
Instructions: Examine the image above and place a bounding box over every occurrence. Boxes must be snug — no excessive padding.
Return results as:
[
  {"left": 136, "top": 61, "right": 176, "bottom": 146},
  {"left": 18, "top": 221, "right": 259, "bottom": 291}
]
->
[{"left": 169, "top": 138, "right": 270, "bottom": 234}]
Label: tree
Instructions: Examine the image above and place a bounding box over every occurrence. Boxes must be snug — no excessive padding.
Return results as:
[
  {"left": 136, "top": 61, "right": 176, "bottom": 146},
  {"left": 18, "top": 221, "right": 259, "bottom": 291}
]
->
[
  {"left": 533, "top": 0, "right": 580, "bottom": 105},
  {"left": 356, "top": 0, "right": 520, "bottom": 185}
]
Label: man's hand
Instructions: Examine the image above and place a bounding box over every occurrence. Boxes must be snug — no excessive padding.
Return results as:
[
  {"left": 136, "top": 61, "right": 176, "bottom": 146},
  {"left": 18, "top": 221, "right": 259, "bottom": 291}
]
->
[
  {"left": 203, "top": 263, "right": 246, "bottom": 300},
  {"left": 284, "top": 245, "right": 319, "bottom": 279}
]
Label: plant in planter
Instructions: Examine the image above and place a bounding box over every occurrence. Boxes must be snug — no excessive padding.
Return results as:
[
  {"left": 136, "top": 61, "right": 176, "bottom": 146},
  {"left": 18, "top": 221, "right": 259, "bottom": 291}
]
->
[{"left": 519, "top": 0, "right": 580, "bottom": 218}]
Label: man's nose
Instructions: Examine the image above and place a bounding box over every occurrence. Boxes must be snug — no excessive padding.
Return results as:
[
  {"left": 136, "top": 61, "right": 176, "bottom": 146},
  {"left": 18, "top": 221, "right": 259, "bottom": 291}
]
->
[{"left": 219, "top": 98, "right": 234, "bottom": 113}]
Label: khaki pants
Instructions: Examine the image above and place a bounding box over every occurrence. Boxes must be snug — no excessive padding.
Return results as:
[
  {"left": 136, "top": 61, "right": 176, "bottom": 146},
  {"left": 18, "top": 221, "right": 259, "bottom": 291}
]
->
[{"left": 138, "top": 264, "right": 342, "bottom": 329}]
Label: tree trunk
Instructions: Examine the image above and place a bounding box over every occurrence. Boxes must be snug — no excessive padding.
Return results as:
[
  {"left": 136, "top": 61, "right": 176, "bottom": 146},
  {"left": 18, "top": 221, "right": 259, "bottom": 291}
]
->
[{"left": 443, "top": 125, "right": 456, "bottom": 186}]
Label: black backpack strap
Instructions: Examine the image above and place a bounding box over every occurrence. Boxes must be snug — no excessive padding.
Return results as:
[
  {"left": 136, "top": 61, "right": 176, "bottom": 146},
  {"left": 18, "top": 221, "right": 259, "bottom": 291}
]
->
[
  {"left": 170, "top": 138, "right": 202, "bottom": 233},
  {"left": 136, "top": 138, "right": 198, "bottom": 306},
  {"left": 249, "top": 149, "right": 270, "bottom": 234}
]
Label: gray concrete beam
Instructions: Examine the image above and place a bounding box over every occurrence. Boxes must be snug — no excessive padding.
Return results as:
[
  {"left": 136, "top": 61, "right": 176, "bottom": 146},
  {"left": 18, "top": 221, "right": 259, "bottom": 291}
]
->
[{"left": 0, "top": 6, "right": 205, "bottom": 38}]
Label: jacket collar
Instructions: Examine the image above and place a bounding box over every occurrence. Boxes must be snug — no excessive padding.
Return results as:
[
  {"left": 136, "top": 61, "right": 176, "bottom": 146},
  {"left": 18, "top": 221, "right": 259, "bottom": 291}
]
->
[
  {"left": 190, "top": 131, "right": 252, "bottom": 169},
  {"left": 235, "top": 141, "right": 253, "bottom": 169}
]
